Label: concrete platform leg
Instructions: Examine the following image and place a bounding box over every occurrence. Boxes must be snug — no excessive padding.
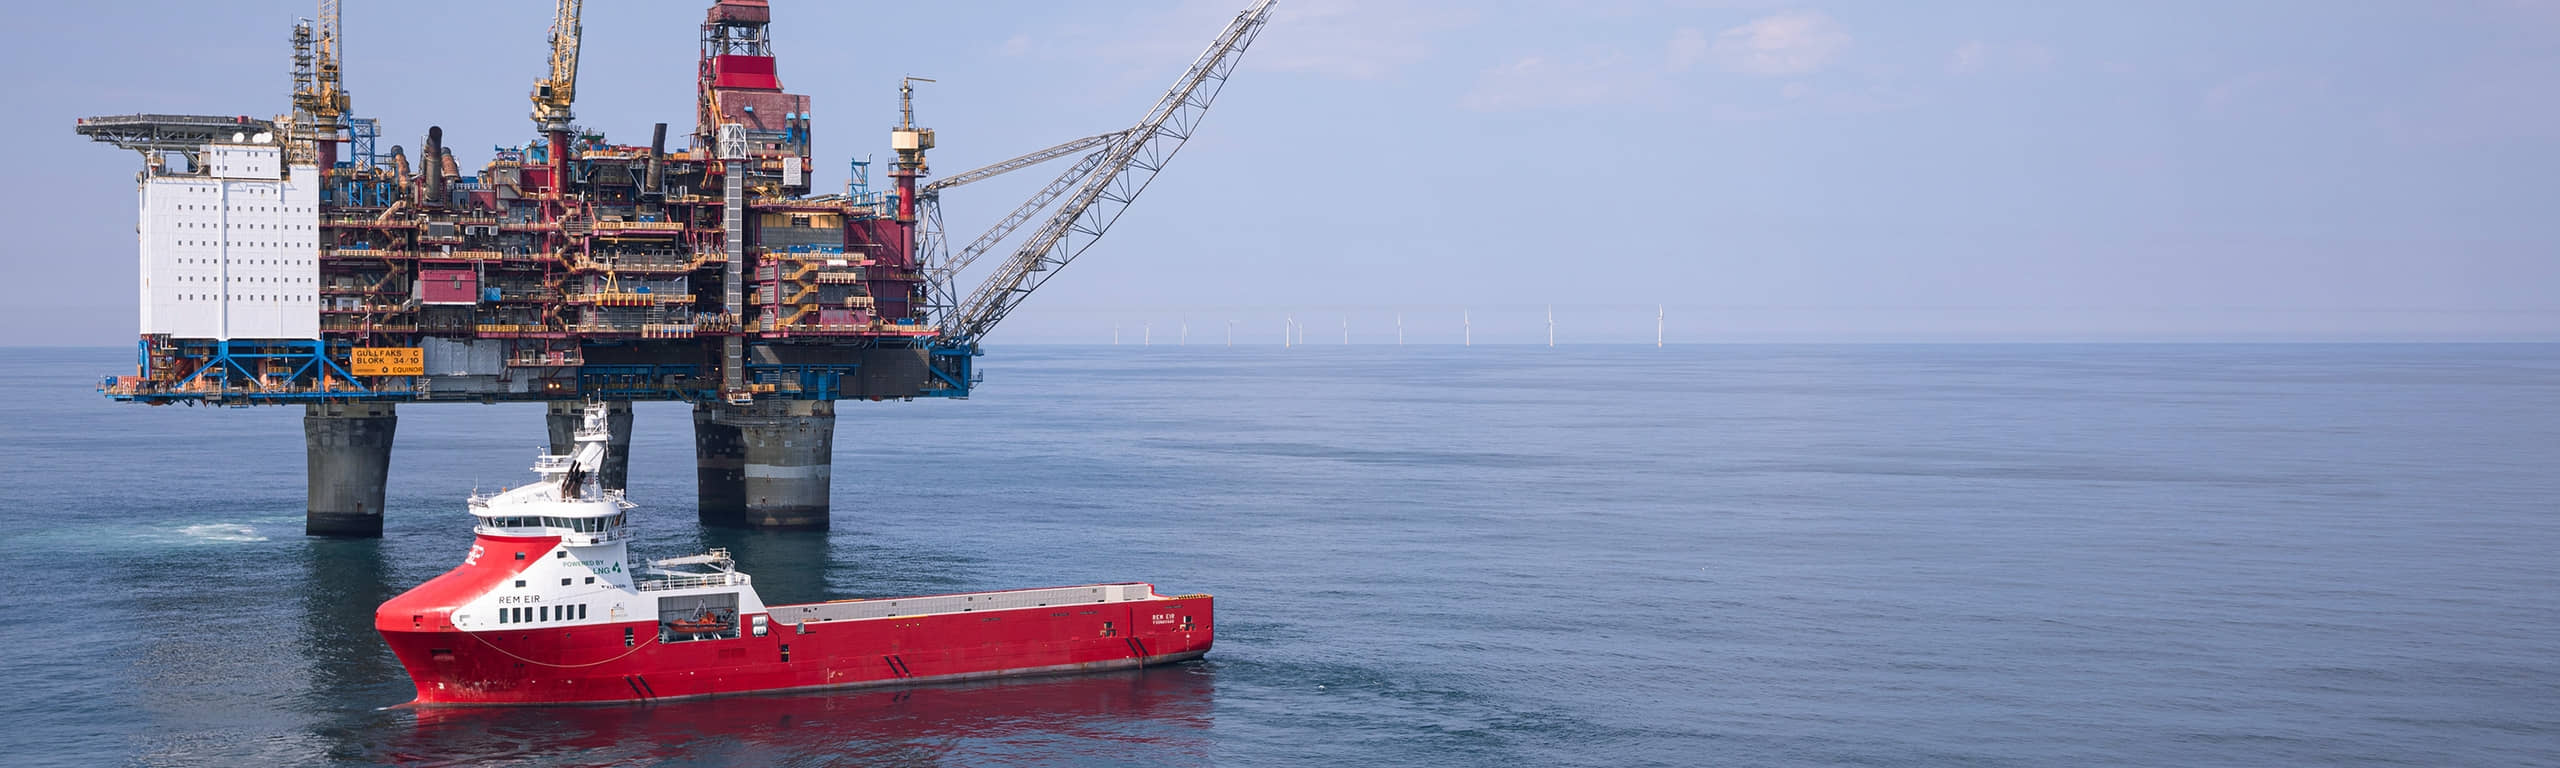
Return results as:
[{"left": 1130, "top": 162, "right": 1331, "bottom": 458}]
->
[
  {"left": 694, "top": 402, "right": 747, "bottom": 528},
  {"left": 547, "top": 400, "right": 633, "bottom": 491},
  {"left": 305, "top": 401, "right": 396, "bottom": 538},
  {"left": 694, "top": 399, "right": 835, "bottom": 531}
]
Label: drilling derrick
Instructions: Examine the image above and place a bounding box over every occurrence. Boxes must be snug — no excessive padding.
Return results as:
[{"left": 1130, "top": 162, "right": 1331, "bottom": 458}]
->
[{"left": 75, "top": 0, "right": 1276, "bottom": 537}]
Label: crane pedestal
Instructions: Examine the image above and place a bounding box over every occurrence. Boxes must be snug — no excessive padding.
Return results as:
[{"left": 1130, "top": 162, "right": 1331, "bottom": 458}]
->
[
  {"left": 693, "top": 400, "right": 835, "bottom": 531},
  {"left": 546, "top": 400, "right": 632, "bottom": 491},
  {"left": 305, "top": 401, "right": 397, "bottom": 538}
]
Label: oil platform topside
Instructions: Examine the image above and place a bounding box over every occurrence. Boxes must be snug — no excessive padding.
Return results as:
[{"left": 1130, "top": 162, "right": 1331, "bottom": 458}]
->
[{"left": 76, "top": 0, "right": 1275, "bottom": 536}]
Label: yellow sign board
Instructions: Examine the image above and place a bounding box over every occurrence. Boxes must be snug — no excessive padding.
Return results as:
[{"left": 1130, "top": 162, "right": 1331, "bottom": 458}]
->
[{"left": 350, "top": 347, "right": 424, "bottom": 376}]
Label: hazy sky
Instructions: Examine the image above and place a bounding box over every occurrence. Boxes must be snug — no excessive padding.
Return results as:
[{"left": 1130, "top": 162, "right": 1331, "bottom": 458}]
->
[{"left": 8, "top": 0, "right": 2555, "bottom": 344}]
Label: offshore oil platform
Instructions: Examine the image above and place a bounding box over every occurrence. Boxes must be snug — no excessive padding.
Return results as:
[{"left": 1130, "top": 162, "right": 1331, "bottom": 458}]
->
[{"left": 75, "top": 0, "right": 1273, "bottom": 536}]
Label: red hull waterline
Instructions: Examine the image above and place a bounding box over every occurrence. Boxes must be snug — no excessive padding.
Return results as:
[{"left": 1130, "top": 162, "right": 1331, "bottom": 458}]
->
[{"left": 374, "top": 405, "right": 1212, "bottom": 707}]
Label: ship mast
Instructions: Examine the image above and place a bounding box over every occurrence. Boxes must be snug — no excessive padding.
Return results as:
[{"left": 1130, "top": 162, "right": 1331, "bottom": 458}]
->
[{"left": 557, "top": 401, "right": 612, "bottom": 499}]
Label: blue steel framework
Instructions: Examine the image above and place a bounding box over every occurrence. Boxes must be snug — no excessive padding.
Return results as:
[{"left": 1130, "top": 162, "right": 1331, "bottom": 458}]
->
[{"left": 108, "top": 339, "right": 975, "bottom": 405}]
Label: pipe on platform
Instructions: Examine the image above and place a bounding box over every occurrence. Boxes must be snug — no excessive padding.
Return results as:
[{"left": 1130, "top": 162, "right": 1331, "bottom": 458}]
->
[
  {"left": 646, "top": 122, "right": 668, "bottom": 196},
  {"left": 546, "top": 401, "right": 633, "bottom": 491},
  {"left": 694, "top": 400, "right": 836, "bottom": 531},
  {"left": 422, "top": 126, "right": 445, "bottom": 204},
  {"left": 305, "top": 401, "right": 397, "bottom": 537},
  {"left": 547, "top": 130, "right": 569, "bottom": 201}
]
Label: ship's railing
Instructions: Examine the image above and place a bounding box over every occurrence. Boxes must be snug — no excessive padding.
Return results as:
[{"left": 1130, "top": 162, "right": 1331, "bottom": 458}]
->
[
  {"left": 766, "top": 583, "right": 1164, "bottom": 625},
  {"left": 638, "top": 571, "right": 752, "bottom": 592}
]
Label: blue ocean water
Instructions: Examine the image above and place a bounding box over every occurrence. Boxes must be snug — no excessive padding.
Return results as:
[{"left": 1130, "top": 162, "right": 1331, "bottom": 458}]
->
[{"left": 0, "top": 344, "right": 2554, "bottom": 766}]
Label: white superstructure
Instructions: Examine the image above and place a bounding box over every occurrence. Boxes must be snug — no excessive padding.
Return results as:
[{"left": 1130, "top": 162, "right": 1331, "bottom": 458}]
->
[
  {"left": 450, "top": 403, "right": 768, "bottom": 635},
  {"left": 136, "top": 132, "right": 321, "bottom": 340}
]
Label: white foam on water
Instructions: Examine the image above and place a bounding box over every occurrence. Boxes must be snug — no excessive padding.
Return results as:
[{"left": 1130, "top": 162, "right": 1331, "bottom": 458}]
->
[{"left": 177, "top": 523, "right": 268, "bottom": 543}]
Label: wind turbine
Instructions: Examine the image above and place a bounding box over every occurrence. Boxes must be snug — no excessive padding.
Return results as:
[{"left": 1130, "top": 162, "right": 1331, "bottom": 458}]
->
[
  {"left": 1180, "top": 317, "right": 1188, "bottom": 346},
  {"left": 1546, "top": 305, "right": 1555, "bottom": 348},
  {"left": 1144, "top": 321, "right": 1151, "bottom": 347},
  {"left": 1285, "top": 313, "right": 1294, "bottom": 348},
  {"left": 1396, "top": 312, "right": 1404, "bottom": 346},
  {"left": 1113, "top": 323, "right": 1120, "bottom": 345},
  {"left": 1341, "top": 316, "right": 1348, "bottom": 345},
  {"left": 1657, "top": 304, "right": 1664, "bottom": 348},
  {"left": 1464, "top": 310, "right": 1471, "bottom": 347},
  {"left": 1226, "top": 319, "right": 1234, "bottom": 347}
]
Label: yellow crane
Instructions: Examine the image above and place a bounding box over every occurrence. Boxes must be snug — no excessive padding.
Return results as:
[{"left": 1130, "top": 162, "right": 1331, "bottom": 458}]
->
[
  {"left": 532, "top": 0, "right": 583, "bottom": 133},
  {"left": 290, "top": 0, "right": 350, "bottom": 166}
]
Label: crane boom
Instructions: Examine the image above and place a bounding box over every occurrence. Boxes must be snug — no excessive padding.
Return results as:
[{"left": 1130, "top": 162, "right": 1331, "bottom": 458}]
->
[
  {"left": 922, "top": 131, "right": 1126, "bottom": 196},
  {"left": 532, "top": 0, "right": 584, "bottom": 131},
  {"left": 313, "top": 0, "right": 344, "bottom": 121},
  {"left": 943, "top": 0, "right": 1274, "bottom": 343},
  {"left": 290, "top": 1, "right": 349, "bottom": 130},
  {"left": 923, "top": 146, "right": 1116, "bottom": 314}
]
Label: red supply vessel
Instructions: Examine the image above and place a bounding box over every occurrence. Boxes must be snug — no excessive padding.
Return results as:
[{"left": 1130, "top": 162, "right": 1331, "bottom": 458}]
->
[{"left": 376, "top": 404, "right": 1213, "bottom": 706}]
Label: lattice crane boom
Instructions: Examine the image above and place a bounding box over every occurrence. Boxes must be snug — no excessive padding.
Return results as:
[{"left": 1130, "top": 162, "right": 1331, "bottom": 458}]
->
[
  {"left": 940, "top": 0, "right": 1274, "bottom": 344},
  {"left": 922, "top": 130, "right": 1127, "bottom": 197},
  {"left": 532, "top": 0, "right": 584, "bottom": 132},
  {"left": 922, "top": 146, "right": 1116, "bottom": 316},
  {"left": 313, "top": 0, "right": 346, "bottom": 122}
]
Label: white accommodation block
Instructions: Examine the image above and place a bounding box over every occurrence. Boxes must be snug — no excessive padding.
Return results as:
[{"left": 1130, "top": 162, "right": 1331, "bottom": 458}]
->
[{"left": 138, "top": 137, "right": 320, "bottom": 340}]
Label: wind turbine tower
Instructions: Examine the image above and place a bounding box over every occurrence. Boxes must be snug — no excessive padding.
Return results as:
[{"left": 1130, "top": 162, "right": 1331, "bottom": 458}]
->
[
  {"left": 1547, "top": 305, "right": 1555, "bottom": 348},
  {"left": 1657, "top": 304, "right": 1664, "bottom": 348},
  {"left": 1464, "top": 310, "right": 1472, "bottom": 347}
]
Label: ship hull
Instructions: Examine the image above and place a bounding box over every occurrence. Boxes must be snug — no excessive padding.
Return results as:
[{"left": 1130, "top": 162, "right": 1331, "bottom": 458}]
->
[{"left": 381, "top": 594, "right": 1213, "bottom": 706}]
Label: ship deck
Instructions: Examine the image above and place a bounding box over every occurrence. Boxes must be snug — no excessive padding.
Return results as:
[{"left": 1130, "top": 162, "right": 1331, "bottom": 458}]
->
[{"left": 765, "top": 583, "right": 1187, "bottom": 626}]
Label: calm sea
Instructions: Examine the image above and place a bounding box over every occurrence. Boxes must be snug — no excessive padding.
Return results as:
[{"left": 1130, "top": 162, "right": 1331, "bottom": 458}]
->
[{"left": 1, "top": 344, "right": 2554, "bottom": 767}]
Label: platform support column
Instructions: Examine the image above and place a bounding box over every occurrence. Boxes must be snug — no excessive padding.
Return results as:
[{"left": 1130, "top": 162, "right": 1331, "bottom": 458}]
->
[
  {"left": 694, "top": 402, "right": 747, "bottom": 527},
  {"left": 693, "top": 399, "right": 835, "bottom": 531},
  {"left": 547, "top": 400, "right": 633, "bottom": 491},
  {"left": 305, "top": 401, "right": 396, "bottom": 538}
]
